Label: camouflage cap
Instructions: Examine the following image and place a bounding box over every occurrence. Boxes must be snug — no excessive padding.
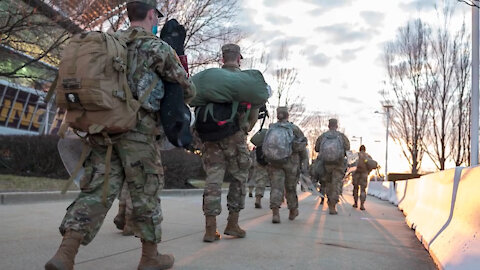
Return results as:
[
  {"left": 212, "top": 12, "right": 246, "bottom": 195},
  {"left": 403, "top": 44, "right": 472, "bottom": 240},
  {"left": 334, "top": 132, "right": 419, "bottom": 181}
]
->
[
  {"left": 222, "top": 43, "right": 243, "bottom": 59},
  {"left": 127, "top": 0, "right": 163, "bottom": 17},
  {"left": 328, "top": 118, "right": 338, "bottom": 127}
]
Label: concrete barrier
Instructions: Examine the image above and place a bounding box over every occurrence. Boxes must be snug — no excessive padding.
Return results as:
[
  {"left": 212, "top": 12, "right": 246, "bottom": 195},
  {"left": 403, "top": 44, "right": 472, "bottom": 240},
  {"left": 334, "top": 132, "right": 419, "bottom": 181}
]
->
[
  {"left": 366, "top": 181, "right": 390, "bottom": 200},
  {"left": 427, "top": 166, "right": 480, "bottom": 270},
  {"left": 402, "top": 168, "right": 462, "bottom": 247}
]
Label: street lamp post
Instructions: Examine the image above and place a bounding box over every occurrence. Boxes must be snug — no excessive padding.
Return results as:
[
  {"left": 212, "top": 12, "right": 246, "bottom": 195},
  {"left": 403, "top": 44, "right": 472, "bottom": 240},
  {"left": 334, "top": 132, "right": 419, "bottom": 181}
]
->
[
  {"left": 384, "top": 105, "right": 393, "bottom": 181},
  {"left": 472, "top": 5, "right": 479, "bottom": 166},
  {"left": 375, "top": 104, "right": 393, "bottom": 182}
]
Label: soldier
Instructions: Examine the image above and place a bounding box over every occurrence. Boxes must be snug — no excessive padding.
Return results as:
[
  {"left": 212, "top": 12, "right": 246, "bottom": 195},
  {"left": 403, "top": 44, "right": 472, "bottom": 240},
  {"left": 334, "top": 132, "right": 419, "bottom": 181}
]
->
[
  {"left": 250, "top": 147, "right": 270, "bottom": 208},
  {"left": 247, "top": 150, "right": 256, "bottom": 197},
  {"left": 315, "top": 119, "right": 350, "bottom": 215},
  {"left": 45, "top": 1, "right": 195, "bottom": 270},
  {"left": 266, "top": 107, "right": 308, "bottom": 223},
  {"left": 201, "top": 44, "right": 261, "bottom": 242},
  {"left": 352, "top": 145, "right": 372, "bottom": 210}
]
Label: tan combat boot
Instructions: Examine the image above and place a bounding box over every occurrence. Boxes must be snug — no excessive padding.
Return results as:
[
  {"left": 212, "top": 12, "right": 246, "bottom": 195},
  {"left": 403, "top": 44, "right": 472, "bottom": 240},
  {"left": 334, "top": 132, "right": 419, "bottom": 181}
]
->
[
  {"left": 224, "top": 211, "right": 246, "bottom": 238},
  {"left": 203, "top": 215, "right": 221, "bottom": 242},
  {"left": 114, "top": 204, "right": 126, "bottom": 230},
  {"left": 272, "top": 208, "right": 280, "bottom": 223},
  {"left": 328, "top": 202, "right": 338, "bottom": 215},
  {"left": 254, "top": 196, "right": 262, "bottom": 209},
  {"left": 44, "top": 230, "right": 83, "bottom": 270},
  {"left": 137, "top": 240, "right": 174, "bottom": 270},
  {"left": 288, "top": 208, "right": 299, "bottom": 220}
]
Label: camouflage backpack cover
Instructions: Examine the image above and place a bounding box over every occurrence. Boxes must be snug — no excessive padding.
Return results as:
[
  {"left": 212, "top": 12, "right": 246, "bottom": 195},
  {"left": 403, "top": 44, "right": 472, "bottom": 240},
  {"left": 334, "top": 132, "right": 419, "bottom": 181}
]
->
[
  {"left": 54, "top": 31, "right": 154, "bottom": 135},
  {"left": 319, "top": 132, "right": 344, "bottom": 163},
  {"left": 262, "top": 122, "right": 294, "bottom": 163}
]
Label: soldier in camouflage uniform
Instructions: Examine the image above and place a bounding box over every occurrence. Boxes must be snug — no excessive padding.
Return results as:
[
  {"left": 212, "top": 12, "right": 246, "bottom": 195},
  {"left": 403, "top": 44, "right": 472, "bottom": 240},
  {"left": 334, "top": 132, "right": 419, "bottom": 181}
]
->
[
  {"left": 201, "top": 44, "right": 261, "bottom": 242},
  {"left": 352, "top": 145, "right": 371, "bottom": 210},
  {"left": 247, "top": 147, "right": 270, "bottom": 208},
  {"left": 267, "top": 107, "right": 308, "bottom": 223},
  {"left": 45, "top": 1, "right": 195, "bottom": 270},
  {"left": 315, "top": 119, "right": 350, "bottom": 215}
]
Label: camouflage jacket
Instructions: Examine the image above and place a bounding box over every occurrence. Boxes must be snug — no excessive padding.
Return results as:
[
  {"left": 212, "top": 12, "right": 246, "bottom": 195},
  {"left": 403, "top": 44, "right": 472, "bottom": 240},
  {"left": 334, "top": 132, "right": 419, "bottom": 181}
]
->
[
  {"left": 119, "top": 27, "right": 196, "bottom": 112},
  {"left": 221, "top": 64, "right": 260, "bottom": 133}
]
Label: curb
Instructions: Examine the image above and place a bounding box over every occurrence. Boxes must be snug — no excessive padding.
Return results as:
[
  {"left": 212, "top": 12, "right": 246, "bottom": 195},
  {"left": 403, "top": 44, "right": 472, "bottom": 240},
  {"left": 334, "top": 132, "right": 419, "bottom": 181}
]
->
[{"left": 0, "top": 188, "right": 229, "bottom": 205}]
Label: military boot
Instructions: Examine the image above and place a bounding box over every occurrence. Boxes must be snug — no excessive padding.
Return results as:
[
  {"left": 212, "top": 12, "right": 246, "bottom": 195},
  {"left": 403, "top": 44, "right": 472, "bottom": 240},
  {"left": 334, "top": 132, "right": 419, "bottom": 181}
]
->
[
  {"left": 288, "top": 208, "right": 299, "bottom": 220},
  {"left": 203, "top": 215, "right": 221, "bottom": 242},
  {"left": 224, "top": 212, "right": 246, "bottom": 238},
  {"left": 44, "top": 230, "right": 83, "bottom": 270},
  {"left": 114, "top": 204, "right": 126, "bottom": 230},
  {"left": 328, "top": 202, "right": 337, "bottom": 215},
  {"left": 353, "top": 193, "right": 358, "bottom": 208},
  {"left": 360, "top": 202, "right": 366, "bottom": 211},
  {"left": 137, "top": 240, "right": 174, "bottom": 270},
  {"left": 272, "top": 208, "right": 280, "bottom": 223},
  {"left": 254, "top": 196, "right": 262, "bottom": 209}
]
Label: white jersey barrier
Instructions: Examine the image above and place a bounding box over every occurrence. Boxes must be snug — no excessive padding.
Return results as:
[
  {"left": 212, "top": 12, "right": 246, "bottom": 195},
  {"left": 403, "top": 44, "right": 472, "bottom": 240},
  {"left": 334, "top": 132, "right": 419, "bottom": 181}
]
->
[{"left": 368, "top": 166, "right": 480, "bottom": 269}]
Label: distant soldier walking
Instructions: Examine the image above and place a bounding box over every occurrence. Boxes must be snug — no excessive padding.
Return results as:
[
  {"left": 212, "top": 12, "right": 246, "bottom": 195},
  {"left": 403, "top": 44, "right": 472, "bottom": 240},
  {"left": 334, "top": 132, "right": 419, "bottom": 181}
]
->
[
  {"left": 263, "top": 107, "right": 308, "bottom": 223},
  {"left": 353, "top": 145, "right": 373, "bottom": 210},
  {"left": 315, "top": 119, "right": 350, "bottom": 215}
]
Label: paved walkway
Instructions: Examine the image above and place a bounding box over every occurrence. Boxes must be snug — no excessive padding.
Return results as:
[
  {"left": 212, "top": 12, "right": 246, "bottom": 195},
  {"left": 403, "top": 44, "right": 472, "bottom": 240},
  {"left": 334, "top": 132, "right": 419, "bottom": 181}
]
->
[{"left": 0, "top": 188, "right": 436, "bottom": 270}]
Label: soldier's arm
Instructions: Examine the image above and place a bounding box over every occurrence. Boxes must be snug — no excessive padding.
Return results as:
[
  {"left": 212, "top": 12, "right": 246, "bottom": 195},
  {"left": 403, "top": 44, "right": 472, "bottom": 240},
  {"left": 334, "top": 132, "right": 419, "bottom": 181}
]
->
[
  {"left": 314, "top": 135, "right": 323, "bottom": 153},
  {"left": 152, "top": 43, "right": 196, "bottom": 103}
]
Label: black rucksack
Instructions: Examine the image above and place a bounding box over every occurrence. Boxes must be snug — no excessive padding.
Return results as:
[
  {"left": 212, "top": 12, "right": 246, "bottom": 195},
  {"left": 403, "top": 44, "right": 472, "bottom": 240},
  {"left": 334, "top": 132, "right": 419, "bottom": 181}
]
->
[
  {"left": 255, "top": 146, "right": 268, "bottom": 166},
  {"left": 195, "top": 103, "right": 240, "bottom": 142},
  {"left": 159, "top": 19, "right": 192, "bottom": 148}
]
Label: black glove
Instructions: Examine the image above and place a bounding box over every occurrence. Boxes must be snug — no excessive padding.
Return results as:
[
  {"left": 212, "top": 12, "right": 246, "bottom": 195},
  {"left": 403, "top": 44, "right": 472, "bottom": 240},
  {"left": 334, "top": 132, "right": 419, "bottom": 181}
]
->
[{"left": 160, "top": 19, "right": 186, "bottom": 56}]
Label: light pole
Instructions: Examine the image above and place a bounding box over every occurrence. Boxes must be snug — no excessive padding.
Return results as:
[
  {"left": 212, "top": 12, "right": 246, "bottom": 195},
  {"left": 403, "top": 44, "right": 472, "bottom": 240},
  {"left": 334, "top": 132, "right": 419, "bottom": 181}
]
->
[
  {"left": 472, "top": 5, "right": 479, "bottom": 166},
  {"left": 375, "top": 104, "right": 393, "bottom": 181}
]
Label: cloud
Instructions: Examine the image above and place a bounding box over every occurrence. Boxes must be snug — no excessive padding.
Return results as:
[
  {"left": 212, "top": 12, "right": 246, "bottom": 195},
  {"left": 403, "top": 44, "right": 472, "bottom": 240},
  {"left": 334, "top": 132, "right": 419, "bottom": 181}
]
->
[
  {"left": 315, "top": 23, "right": 374, "bottom": 43},
  {"left": 265, "top": 14, "right": 293, "bottom": 25},
  {"left": 305, "top": 0, "right": 353, "bottom": 10},
  {"left": 339, "top": 96, "right": 364, "bottom": 104},
  {"left": 399, "top": 0, "right": 436, "bottom": 12},
  {"left": 360, "top": 11, "right": 385, "bottom": 28},
  {"left": 263, "top": 0, "right": 289, "bottom": 7},
  {"left": 320, "top": 78, "right": 331, "bottom": 84},
  {"left": 308, "top": 52, "right": 331, "bottom": 67},
  {"left": 337, "top": 47, "right": 363, "bottom": 62}
]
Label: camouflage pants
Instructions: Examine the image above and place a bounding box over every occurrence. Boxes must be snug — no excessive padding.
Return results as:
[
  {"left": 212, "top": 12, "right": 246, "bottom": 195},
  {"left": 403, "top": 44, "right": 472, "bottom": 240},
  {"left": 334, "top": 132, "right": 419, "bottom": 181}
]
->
[
  {"left": 119, "top": 181, "right": 133, "bottom": 220},
  {"left": 323, "top": 164, "right": 345, "bottom": 205},
  {"left": 59, "top": 132, "right": 164, "bottom": 245},
  {"left": 202, "top": 131, "right": 251, "bottom": 216},
  {"left": 247, "top": 161, "right": 269, "bottom": 197},
  {"left": 253, "top": 163, "right": 269, "bottom": 197},
  {"left": 352, "top": 172, "right": 368, "bottom": 203},
  {"left": 267, "top": 158, "right": 299, "bottom": 210}
]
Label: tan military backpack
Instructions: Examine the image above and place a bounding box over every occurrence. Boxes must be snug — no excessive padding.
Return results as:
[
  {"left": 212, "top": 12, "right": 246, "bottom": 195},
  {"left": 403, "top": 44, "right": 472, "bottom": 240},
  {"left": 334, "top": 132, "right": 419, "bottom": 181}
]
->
[{"left": 53, "top": 31, "right": 155, "bottom": 135}]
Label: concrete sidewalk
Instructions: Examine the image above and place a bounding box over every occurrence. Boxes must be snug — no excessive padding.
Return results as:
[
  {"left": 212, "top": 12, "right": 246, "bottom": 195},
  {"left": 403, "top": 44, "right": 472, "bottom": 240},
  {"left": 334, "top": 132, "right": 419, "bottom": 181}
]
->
[{"left": 0, "top": 189, "right": 436, "bottom": 270}]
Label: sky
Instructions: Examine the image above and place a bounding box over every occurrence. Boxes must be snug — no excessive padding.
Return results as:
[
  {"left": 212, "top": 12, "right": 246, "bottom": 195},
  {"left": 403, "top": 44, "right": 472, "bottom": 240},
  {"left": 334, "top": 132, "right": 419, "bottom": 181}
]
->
[{"left": 232, "top": 0, "right": 471, "bottom": 173}]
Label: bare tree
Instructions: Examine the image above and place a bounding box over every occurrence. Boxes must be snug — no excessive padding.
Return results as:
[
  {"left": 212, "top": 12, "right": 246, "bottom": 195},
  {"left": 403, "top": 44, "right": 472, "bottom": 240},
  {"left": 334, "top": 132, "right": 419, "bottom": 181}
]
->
[
  {"left": 458, "top": 0, "right": 480, "bottom": 8},
  {"left": 383, "top": 19, "right": 431, "bottom": 174},
  {"left": 424, "top": 6, "right": 457, "bottom": 170},
  {"left": 451, "top": 21, "right": 471, "bottom": 166}
]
